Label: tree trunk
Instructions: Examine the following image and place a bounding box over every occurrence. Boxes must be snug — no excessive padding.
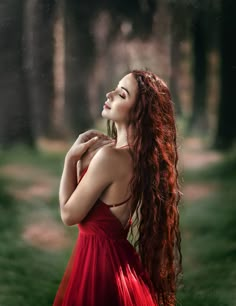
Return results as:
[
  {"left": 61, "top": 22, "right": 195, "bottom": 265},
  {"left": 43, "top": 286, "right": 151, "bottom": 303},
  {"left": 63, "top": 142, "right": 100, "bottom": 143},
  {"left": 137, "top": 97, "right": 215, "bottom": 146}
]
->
[
  {"left": 169, "top": 3, "right": 190, "bottom": 116},
  {"left": 214, "top": 0, "right": 236, "bottom": 149},
  {"left": 23, "top": 0, "right": 56, "bottom": 139},
  {"left": 64, "top": 1, "right": 95, "bottom": 136},
  {"left": 52, "top": 0, "right": 67, "bottom": 138},
  {"left": 188, "top": 9, "right": 208, "bottom": 134},
  {"left": 0, "top": 1, "right": 34, "bottom": 148}
]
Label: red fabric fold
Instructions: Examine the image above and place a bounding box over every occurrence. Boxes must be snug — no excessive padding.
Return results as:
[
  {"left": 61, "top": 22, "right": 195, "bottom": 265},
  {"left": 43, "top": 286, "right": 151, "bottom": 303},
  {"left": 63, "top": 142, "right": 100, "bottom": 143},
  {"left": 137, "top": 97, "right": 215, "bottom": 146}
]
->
[{"left": 53, "top": 168, "right": 158, "bottom": 306}]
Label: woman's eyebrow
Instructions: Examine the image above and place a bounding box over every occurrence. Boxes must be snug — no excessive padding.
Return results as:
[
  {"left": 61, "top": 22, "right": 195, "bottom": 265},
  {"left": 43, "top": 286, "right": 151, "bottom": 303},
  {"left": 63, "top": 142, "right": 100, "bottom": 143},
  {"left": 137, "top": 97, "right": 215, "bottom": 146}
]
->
[{"left": 121, "top": 86, "right": 130, "bottom": 96}]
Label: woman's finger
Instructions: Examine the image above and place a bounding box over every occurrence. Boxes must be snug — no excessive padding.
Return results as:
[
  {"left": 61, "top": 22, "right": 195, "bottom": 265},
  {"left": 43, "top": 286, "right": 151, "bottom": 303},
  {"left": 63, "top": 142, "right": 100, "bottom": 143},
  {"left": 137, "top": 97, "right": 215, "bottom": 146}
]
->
[
  {"left": 72, "top": 136, "right": 98, "bottom": 157},
  {"left": 77, "top": 130, "right": 110, "bottom": 144},
  {"left": 88, "top": 139, "right": 114, "bottom": 151}
]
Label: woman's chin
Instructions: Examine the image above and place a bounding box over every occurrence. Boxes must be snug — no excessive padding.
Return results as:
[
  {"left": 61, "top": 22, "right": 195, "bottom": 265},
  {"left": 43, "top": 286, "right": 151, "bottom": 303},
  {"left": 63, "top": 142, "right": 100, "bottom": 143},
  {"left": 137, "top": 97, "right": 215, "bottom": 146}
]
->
[{"left": 101, "top": 110, "right": 109, "bottom": 119}]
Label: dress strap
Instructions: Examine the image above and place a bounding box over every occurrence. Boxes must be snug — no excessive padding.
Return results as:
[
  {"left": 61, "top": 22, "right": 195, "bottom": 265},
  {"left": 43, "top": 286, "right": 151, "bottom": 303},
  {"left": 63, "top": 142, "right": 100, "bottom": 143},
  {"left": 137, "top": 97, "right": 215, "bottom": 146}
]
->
[{"left": 105, "top": 195, "right": 132, "bottom": 207}]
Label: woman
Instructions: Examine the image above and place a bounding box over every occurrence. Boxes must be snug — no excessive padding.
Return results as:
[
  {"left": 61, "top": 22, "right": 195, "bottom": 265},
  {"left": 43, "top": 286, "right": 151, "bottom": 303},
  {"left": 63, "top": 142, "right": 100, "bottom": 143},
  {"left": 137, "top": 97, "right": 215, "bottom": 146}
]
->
[{"left": 53, "top": 70, "right": 182, "bottom": 306}]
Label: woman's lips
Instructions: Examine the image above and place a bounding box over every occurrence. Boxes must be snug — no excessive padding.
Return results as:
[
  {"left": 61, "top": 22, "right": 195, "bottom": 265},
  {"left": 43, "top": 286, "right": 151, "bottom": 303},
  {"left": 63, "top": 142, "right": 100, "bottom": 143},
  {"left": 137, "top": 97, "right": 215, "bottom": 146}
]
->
[{"left": 103, "top": 102, "right": 111, "bottom": 109}]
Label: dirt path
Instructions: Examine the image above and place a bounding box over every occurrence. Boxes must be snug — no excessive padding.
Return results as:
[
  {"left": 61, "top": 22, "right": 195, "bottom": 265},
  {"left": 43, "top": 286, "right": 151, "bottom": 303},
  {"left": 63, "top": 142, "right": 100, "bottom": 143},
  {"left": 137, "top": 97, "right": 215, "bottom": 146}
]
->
[
  {"left": 1, "top": 161, "right": 71, "bottom": 251},
  {"left": 181, "top": 137, "right": 223, "bottom": 203},
  {"left": 180, "top": 137, "right": 223, "bottom": 170}
]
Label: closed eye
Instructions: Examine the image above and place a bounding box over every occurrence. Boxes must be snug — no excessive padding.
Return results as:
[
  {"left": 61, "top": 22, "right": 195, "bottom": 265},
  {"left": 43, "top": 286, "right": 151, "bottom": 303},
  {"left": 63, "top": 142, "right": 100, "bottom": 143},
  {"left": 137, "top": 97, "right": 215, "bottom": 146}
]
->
[{"left": 114, "top": 86, "right": 126, "bottom": 99}]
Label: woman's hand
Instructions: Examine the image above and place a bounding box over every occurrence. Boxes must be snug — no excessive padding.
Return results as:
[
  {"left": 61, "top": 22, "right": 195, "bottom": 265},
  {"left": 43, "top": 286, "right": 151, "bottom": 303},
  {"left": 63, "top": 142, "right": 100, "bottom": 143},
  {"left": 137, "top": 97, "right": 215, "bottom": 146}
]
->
[
  {"left": 65, "top": 129, "right": 113, "bottom": 167},
  {"left": 66, "top": 137, "right": 98, "bottom": 164},
  {"left": 78, "top": 136, "right": 114, "bottom": 174},
  {"left": 76, "top": 129, "right": 108, "bottom": 144}
]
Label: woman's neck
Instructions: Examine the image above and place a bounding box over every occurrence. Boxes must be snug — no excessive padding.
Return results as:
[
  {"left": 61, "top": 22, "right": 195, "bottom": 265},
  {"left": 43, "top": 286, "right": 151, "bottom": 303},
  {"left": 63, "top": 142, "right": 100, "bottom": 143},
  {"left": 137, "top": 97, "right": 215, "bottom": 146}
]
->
[{"left": 115, "top": 124, "right": 133, "bottom": 148}]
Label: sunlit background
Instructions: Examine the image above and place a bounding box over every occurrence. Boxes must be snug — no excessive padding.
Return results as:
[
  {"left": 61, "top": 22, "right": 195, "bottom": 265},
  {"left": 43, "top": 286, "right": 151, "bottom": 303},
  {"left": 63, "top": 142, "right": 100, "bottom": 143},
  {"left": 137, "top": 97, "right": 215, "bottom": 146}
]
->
[{"left": 0, "top": 0, "right": 235, "bottom": 305}]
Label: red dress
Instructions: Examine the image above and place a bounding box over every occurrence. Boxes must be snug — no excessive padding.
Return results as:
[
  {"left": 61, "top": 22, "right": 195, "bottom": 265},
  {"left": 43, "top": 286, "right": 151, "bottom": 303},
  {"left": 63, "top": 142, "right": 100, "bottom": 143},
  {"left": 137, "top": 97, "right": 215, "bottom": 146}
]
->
[{"left": 53, "top": 168, "right": 158, "bottom": 306}]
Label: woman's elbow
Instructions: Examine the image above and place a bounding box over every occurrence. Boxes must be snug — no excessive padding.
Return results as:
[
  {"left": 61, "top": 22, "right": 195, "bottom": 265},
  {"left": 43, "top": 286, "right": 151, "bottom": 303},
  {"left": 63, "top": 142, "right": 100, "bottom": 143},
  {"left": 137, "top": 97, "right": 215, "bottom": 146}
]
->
[
  {"left": 61, "top": 210, "right": 76, "bottom": 226},
  {"left": 60, "top": 208, "right": 82, "bottom": 226}
]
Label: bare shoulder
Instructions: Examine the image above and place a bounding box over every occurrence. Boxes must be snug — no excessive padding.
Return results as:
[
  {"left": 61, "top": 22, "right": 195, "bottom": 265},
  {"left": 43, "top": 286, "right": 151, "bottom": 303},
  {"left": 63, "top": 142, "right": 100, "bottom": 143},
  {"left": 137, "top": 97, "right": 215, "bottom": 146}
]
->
[
  {"left": 91, "top": 145, "right": 120, "bottom": 170},
  {"left": 90, "top": 145, "right": 132, "bottom": 179}
]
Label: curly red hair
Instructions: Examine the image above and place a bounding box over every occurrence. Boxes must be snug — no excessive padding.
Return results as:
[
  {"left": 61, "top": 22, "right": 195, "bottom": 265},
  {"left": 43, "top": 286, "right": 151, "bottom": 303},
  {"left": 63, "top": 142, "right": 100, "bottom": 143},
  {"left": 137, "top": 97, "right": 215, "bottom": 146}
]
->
[{"left": 107, "top": 69, "right": 182, "bottom": 306}]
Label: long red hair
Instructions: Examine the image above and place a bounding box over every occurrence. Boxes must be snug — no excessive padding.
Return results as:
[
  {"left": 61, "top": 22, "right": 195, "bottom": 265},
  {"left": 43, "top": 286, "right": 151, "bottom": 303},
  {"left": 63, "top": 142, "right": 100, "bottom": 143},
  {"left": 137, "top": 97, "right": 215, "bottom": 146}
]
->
[{"left": 107, "top": 70, "right": 182, "bottom": 306}]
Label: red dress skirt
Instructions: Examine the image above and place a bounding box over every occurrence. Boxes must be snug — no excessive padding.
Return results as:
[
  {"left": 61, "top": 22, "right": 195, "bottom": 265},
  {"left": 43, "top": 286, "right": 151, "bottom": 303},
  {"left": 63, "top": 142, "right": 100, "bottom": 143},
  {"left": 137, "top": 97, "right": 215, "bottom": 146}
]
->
[{"left": 53, "top": 169, "right": 158, "bottom": 306}]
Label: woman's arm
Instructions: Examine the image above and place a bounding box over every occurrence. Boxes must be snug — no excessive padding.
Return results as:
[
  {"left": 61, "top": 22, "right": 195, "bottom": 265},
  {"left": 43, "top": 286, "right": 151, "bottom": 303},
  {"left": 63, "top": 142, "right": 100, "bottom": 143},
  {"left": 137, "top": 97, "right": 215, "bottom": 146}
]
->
[
  {"left": 59, "top": 129, "right": 112, "bottom": 206},
  {"left": 60, "top": 146, "right": 116, "bottom": 226},
  {"left": 77, "top": 137, "right": 114, "bottom": 180},
  {"left": 59, "top": 137, "right": 98, "bottom": 217}
]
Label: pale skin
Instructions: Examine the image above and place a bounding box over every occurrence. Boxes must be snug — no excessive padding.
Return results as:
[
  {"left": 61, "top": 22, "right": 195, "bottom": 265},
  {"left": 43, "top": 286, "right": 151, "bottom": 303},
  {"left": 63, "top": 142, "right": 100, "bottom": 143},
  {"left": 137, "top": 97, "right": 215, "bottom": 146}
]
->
[{"left": 59, "top": 73, "right": 138, "bottom": 227}]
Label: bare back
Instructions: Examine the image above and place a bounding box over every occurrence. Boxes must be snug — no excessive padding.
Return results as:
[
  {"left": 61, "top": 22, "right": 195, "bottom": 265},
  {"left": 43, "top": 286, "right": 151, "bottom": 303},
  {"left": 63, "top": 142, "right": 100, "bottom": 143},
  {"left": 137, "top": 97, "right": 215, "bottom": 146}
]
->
[{"left": 99, "top": 146, "right": 133, "bottom": 228}]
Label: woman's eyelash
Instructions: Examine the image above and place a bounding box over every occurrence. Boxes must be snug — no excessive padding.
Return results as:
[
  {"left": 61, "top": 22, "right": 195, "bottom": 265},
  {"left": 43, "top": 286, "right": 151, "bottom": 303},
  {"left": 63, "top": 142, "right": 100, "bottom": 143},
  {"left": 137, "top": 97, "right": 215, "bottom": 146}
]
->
[{"left": 113, "top": 87, "right": 125, "bottom": 99}]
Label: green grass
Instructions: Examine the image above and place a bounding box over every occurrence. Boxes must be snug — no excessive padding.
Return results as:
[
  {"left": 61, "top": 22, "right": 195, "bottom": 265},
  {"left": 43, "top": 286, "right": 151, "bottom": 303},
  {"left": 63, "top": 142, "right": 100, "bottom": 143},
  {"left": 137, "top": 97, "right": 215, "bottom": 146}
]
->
[
  {"left": 184, "top": 149, "right": 236, "bottom": 183},
  {"left": 0, "top": 145, "right": 236, "bottom": 305},
  {"left": 177, "top": 153, "right": 236, "bottom": 306},
  {"left": 0, "top": 144, "right": 65, "bottom": 176},
  {"left": 0, "top": 145, "right": 73, "bottom": 306}
]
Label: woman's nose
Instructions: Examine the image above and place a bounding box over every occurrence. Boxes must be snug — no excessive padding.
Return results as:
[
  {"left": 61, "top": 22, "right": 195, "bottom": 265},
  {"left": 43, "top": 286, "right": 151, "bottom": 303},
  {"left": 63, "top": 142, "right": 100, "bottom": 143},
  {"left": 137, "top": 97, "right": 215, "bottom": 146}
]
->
[{"left": 106, "top": 91, "right": 113, "bottom": 100}]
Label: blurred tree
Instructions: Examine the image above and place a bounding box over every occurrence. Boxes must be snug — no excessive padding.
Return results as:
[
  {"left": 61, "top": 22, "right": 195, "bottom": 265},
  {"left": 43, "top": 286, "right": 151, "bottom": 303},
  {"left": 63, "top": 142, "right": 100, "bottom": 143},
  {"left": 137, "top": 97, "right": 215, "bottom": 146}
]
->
[
  {"left": 169, "top": 2, "right": 191, "bottom": 116},
  {"left": 0, "top": 0, "right": 34, "bottom": 148},
  {"left": 64, "top": 0, "right": 157, "bottom": 136},
  {"left": 177, "top": 0, "right": 221, "bottom": 136},
  {"left": 52, "top": 0, "right": 67, "bottom": 138},
  {"left": 106, "top": 0, "right": 156, "bottom": 40},
  {"left": 64, "top": 0, "right": 95, "bottom": 136},
  {"left": 188, "top": 7, "right": 208, "bottom": 134},
  {"left": 214, "top": 0, "right": 236, "bottom": 150},
  {"left": 23, "top": 0, "right": 57, "bottom": 138}
]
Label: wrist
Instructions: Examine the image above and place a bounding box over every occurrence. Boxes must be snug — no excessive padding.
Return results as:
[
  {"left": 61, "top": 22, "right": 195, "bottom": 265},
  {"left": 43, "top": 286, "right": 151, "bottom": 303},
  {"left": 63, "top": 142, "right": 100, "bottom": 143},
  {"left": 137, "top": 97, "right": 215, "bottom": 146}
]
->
[{"left": 65, "top": 152, "right": 79, "bottom": 166}]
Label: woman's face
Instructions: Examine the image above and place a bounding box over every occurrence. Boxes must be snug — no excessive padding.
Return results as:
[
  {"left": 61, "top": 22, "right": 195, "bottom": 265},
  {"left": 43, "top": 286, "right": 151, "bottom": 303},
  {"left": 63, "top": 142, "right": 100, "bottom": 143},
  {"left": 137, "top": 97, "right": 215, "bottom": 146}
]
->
[{"left": 101, "top": 73, "right": 138, "bottom": 124}]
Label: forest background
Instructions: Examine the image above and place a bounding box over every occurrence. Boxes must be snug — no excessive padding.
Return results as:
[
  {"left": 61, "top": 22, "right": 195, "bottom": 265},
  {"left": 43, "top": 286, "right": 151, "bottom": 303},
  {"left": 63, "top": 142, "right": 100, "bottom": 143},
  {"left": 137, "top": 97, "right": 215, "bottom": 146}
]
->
[{"left": 0, "top": 1, "right": 235, "bottom": 305}]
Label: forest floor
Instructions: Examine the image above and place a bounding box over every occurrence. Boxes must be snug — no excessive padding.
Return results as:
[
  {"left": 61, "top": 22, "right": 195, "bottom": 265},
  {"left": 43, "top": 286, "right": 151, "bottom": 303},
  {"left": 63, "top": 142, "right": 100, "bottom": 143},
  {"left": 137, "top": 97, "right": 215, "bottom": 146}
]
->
[{"left": 0, "top": 136, "right": 235, "bottom": 306}]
